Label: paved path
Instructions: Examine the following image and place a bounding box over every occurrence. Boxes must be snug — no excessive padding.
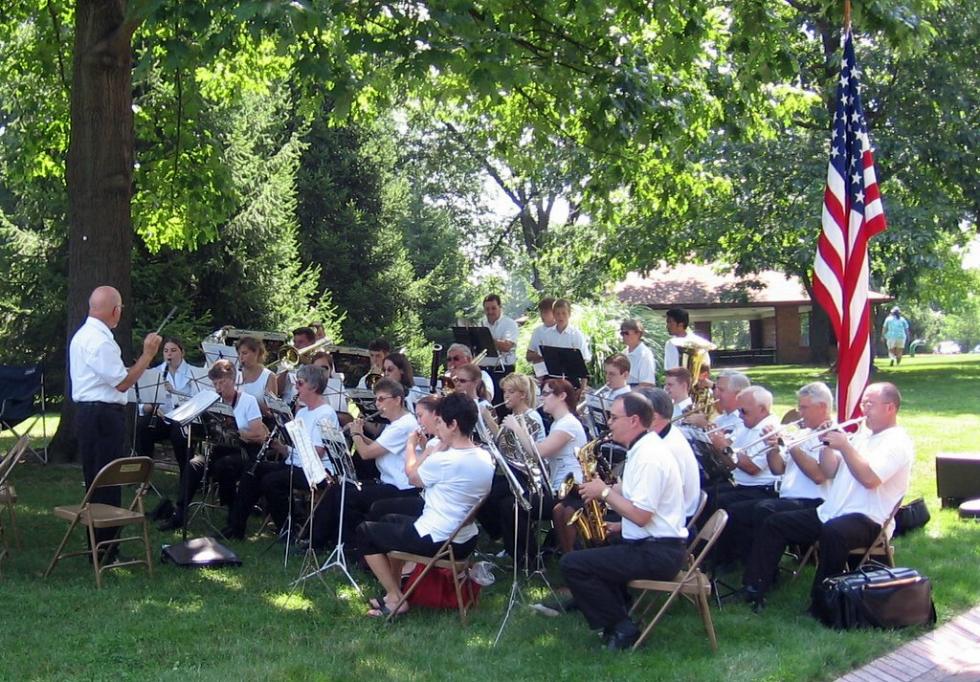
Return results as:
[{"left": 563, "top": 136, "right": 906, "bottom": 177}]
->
[{"left": 836, "top": 606, "right": 980, "bottom": 682}]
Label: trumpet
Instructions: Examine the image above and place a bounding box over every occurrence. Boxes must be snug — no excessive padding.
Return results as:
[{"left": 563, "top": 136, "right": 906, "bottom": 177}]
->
[
  {"left": 782, "top": 416, "right": 865, "bottom": 450},
  {"left": 731, "top": 418, "right": 805, "bottom": 459},
  {"left": 669, "top": 399, "right": 721, "bottom": 425}
]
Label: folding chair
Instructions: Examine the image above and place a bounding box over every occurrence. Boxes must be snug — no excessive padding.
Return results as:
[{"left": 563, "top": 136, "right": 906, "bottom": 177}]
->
[
  {"left": 385, "top": 492, "right": 490, "bottom": 626},
  {"left": 44, "top": 457, "right": 155, "bottom": 588},
  {"left": 850, "top": 500, "right": 902, "bottom": 569},
  {"left": 686, "top": 490, "right": 709, "bottom": 539},
  {"left": 0, "top": 365, "right": 47, "bottom": 463},
  {"left": 628, "top": 509, "right": 729, "bottom": 652},
  {"left": 0, "top": 435, "right": 30, "bottom": 550}
]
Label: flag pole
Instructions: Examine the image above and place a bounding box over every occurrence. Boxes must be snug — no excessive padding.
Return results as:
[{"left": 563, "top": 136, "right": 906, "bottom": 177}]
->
[{"left": 843, "top": 0, "right": 851, "bottom": 32}]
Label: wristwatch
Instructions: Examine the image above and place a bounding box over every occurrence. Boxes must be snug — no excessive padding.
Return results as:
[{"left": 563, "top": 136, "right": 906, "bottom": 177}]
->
[{"left": 601, "top": 486, "right": 611, "bottom": 501}]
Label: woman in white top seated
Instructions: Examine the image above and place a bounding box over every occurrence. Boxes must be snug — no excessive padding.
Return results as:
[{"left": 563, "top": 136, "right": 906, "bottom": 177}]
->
[
  {"left": 357, "top": 391, "right": 495, "bottom": 618},
  {"left": 383, "top": 352, "right": 425, "bottom": 414},
  {"left": 136, "top": 337, "right": 198, "bottom": 471},
  {"left": 311, "top": 351, "right": 349, "bottom": 414},
  {"left": 236, "top": 336, "right": 277, "bottom": 410},
  {"left": 538, "top": 378, "right": 589, "bottom": 554},
  {"left": 450, "top": 363, "right": 493, "bottom": 446}
]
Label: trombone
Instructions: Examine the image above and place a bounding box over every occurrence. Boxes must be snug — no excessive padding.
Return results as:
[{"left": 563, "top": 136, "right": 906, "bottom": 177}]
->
[{"left": 270, "top": 337, "right": 333, "bottom": 372}]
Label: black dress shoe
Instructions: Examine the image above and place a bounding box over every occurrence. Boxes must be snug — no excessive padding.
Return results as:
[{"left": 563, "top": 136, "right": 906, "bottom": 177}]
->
[
  {"left": 220, "top": 526, "right": 245, "bottom": 540},
  {"left": 157, "top": 515, "right": 184, "bottom": 532},
  {"left": 743, "top": 585, "right": 766, "bottom": 613},
  {"left": 605, "top": 620, "right": 640, "bottom": 651}
]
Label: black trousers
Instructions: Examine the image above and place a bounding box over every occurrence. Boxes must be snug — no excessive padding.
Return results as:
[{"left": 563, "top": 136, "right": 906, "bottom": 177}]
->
[
  {"left": 312, "top": 480, "right": 420, "bottom": 550},
  {"left": 742, "top": 507, "right": 881, "bottom": 602},
  {"left": 711, "top": 484, "right": 777, "bottom": 564},
  {"left": 75, "top": 402, "right": 127, "bottom": 546},
  {"left": 476, "top": 474, "right": 553, "bottom": 561},
  {"left": 724, "top": 496, "right": 822, "bottom": 564},
  {"left": 368, "top": 495, "right": 426, "bottom": 521},
  {"left": 355, "top": 513, "right": 478, "bottom": 559},
  {"left": 136, "top": 415, "right": 190, "bottom": 470},
  {"left": 560, "top": 538, "right": 688, "bottom": 631},
  {"left": 226, "top": 461, "right": 316, "bottom": 535},
  {"left": 174, "top": 444, "right": 256, "bottom": 518}
]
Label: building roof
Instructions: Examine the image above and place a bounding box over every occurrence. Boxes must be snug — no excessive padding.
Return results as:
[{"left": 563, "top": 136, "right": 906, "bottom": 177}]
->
[{"left": 614, "top": 263, "right": 892, "bottom": 308}]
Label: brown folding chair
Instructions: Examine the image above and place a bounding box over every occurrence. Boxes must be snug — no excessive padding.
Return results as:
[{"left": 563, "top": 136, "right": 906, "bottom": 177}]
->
[
  {"left": 385, "top": 492, "right": 490, "bottom": 626},
  {"left": 851, "top": 499, "right": 902, "bottom": 568},
  {"left": 628, "top": 509, "right": 729, "bottom": 652},
  {"left": 686, "top": 490, "right": 709, "bottom": 539},
  {"left": 0, "top": 436, "right": 30, "bottom": 551},
  {"left": 44, "top": 457, "right": 155, "bottom": 588}
]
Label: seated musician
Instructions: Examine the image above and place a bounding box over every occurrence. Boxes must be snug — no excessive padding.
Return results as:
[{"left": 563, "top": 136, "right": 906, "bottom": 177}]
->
[
  {"left": 136, "top": 336, "right": 196, "bottom": 473},
  {"left": 636, "top": 387, "right": 702, "bottom": 526},
  {"left": 311, "top": 351, "right": 349, "bottom": 413},
  {"left": 685, "top": 370, "right": 750, "bottom": 435},
  {"left": 311, "top": 378, "right": 419, "bottom": 554},
  {"left": 713, "top": 386, "right": 781, "bottom": 508},
  {"left": 560, "top": 393, "right": 688, "bottom": 651},
  {"left": 357, "top": 338, "right": 390, "bottom": 389},
  {"left": 741, "top": 383, "right": 913, "bottom": 613},
  {"left": 450, "top": 362, "right": 493, "bottom": 412},
  {"left": 619, "top": 319, "right": 656, "bottom": 388},
  {"left": 664, "top": 367, "right": 693, "bottom": 419},
  {"left": 222, "top": 364, "right": 339, "bottom": 540},
  {"left": 158, "top": 359, "right": 269, "bottom": 531},
  {"left": 477, "top": 373, "right": 548, "bottom": 564},
  {"left": 236, "top": 336, "right": 277, "bottom": 408},
  {"left": 538, "top": 299, "right": 592, "bottom": 364},
  {"left": 723, "top": 382, "right": 832, "bottom": 564},
  {"left": 446, "top": 343, "right": 494, "bottom": 398},
  {"left": 383, "top": 352, "right": 425, "bottom": 414},
  {"left": 525, "top": 296, "right": 556, "bottom": 377},
  {"left": 536, "top": 378, "right": 588, "bottom": 554},
  {"left": 357, "top": 392, "right": 495, "bottom": 618},
  {"left": 279, "top": 326, "right": 317, "bottom": 404}
]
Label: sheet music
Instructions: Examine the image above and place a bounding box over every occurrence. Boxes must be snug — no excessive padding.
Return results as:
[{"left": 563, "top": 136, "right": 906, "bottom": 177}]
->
[
  {"left": 202, "top": 342, "right": 238, "bottom": 368},
  {"left": 264, "top": 393, "right": 293, "bottom": 420},
  {"left": 318, "top": 421, "right": 350, "bottom": 477},
  {"left": 126, "top": 367, "right": 166, "bottom": 405},
  {"left": 164, "top": 389, "right": 220, "bottom": 426},
  {"left": 285, "top": 418, "right": 327, "bottom": 488}
]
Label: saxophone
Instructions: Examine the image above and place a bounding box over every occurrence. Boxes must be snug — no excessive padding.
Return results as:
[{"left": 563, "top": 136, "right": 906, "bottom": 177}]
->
[{"left": 563, "top": 437, "right": 612, "bottom": 546}]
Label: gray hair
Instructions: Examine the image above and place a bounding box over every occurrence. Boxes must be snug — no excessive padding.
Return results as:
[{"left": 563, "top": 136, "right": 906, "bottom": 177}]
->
[
  {"left": 296, "top": 364, "right": 328, "bottom": 394},
  {"left": 634, "top": 387, "right": 672, "bottom": 421},
  {"left": 447, "top": 343, "right": 473, "bottom": 359},
  {"left": 797, "top": 381, "right": 834, "bottom": 409},
  {"left": 718, "top": 370, "right": 751, "bottom": 393},
  {"left": 738, "top": 385, "right": 772, "bottom": 410}
]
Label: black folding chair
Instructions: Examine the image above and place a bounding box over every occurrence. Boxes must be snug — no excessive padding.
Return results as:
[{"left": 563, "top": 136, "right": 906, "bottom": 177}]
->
[{"left": 0, "top": 365, "right": 47, "bottom": 464}]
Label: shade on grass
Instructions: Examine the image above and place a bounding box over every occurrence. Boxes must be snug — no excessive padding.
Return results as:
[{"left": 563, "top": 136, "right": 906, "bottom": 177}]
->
[{"left": 2, "top": 356, "right": 979, "bottom": 681}]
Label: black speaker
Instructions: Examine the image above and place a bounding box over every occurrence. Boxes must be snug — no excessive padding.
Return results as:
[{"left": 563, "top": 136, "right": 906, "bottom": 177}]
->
[{"left": 936, "top": 452, "right": 980, "bottom": 508}]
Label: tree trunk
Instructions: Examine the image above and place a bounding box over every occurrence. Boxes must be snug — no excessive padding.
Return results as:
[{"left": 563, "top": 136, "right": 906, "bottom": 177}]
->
[{"left": 48, "top": 0, "right": 136, "bottom": 462}]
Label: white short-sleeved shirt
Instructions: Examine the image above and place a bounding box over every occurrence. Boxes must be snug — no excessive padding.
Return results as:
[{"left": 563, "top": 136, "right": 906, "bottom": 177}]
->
[
  {"left": 238, "top": 367, "right": 274, "bottom": 403},
  {"left": 663, "top": 331, "right": 711, "bottom": 371},
  {"left": 231, "top": 391, "right": 262, "bottom": 431},
  {"left": 547, "top": 413, "right": 587, "bottom": 491},
  {"left": 661, "top": 424, "right": 702, "bottom": 519},
  {"left": 778, "top": 430, "right": 828, "bottom": 500},
  {"left": 141, "top": 360, "right": 198, "bottom": 413},
  {"left": 539, "top": 325, "right": 592, "bottom": 364},
  {"left": 528, "top": 323, "right": 554, "bottom": 377},
  {"left": 284, "top": 403, "right": 339, "bottom": 468},
  {"left": 626, "top": 342, "right": 657, "bottom": 386},
  {"left": 480, "top": 315, "right": 520, "bottom": 367},
  {"left": 817, "top": 425, "right": 913, "bottom": 527},
  {"left": 373, "top": 412, "right": 419, "bottom": 490},
  {"left": 672, "top": 397, "right": 693, "bottom": 420},
  {"left": 731, "top": 414, "right": 780, "bottom": 487},
  {"left": 621, "top": 432, "right": 688, "bottom": 540},
  {"left": 414, "top": 445, "right": 495, "bottom": 543},
  {"left": 69, "top": 317, "right": 128, "bottom": 404}
]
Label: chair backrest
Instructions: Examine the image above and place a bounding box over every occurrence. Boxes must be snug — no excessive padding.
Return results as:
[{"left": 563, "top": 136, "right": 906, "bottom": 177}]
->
[
  {"left": 686, "top": 490, "right": 709, "bottom": 536},
  {"left": 80, "top": 457, "right": 155, "bottom": 507},
  {"left": 432, "top": 490, "right": 492, "bottom": 556},
  {"left": 0, "top": 365, "right": 43, "bottom": 424},
  {"left": 0, "top": 436, "right": 30, "bottom": 486},
  {"left": 686, "top": 509, "right": 729, "bottom": 576}
]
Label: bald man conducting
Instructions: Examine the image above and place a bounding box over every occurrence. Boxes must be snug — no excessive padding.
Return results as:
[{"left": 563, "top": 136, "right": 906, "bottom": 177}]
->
[{"left": 69, "top": 286, "right": 162, "bottom": 554}]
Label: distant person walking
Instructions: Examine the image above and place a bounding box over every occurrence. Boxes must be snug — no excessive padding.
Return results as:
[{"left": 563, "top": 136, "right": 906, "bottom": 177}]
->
[{"left": 882, "top": 306, "right": 910, "bottom": 366}]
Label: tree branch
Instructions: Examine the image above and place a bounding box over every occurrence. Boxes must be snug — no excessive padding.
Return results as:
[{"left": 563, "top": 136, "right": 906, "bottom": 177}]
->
[
  {"left": 442, "top": 122, "right": 526, "bottom": 210},
  {"left": 45, "top": 0, "right": 70, "bottom": 91}
]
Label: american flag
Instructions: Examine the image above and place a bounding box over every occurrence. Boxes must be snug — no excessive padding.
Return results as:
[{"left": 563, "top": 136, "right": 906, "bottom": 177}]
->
[{"left": 811, "top": 30, "right": 887, "bottom": 422}]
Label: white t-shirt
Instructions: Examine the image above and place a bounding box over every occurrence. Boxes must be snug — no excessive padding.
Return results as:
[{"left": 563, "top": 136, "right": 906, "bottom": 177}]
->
[
  {"left": 731, "top": 414, "right": 780, "bottom": 487},
  {"left": 528, "top": 323, "right": 555, "bottom": 377},
  {"left": 817, "top": 425, "right": 913, "bottom": 527},
  {"left": 141, "top": 360, "right": 199, "bottom": 413},
  {"left": 284, "top": 403, "right": 339, "bottom": 468},
  {"left": 480, "top": 315, "right": 520, "bottom": 367},
  {"left": 663, "top": 331, "right": 711, "bottom": 371},
  {"left": 778, "top": 430, "right": 828, "bottom": 500},
  {"left": 238, "top": 367, "right": 273, "bottom": 402},
  {"left": 547, "top": 413, "right": 587, "bottom": 491},
  {"left": 627, "top": 343, "right": 657, "bottom": 386},
  {"left": 539, "top": 324, "right": 592, "bottom": 364},
  {"left": 661, "top": 424, "right": 702, "bottom": 519},
  {"left": 69, "top": 317, "right": 128, "bottom": 404},
  {"left": 374, "top": 412, "right": 419, "bottom": 490},
  {"left": 231, "top": 391, "right": 262, "bottom": 431},
  {"left": 621, "top": 432, "right": 688, "bottom": 540},
  {"left": 414, "top": 445, "right": 495, "bottom": 543}
]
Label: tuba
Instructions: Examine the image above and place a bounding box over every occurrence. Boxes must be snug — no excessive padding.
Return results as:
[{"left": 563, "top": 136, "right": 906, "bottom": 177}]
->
[
  {"left": 671, "top": 335, "right": 718, "bottom": 420},
  {"left": 560, "top": 437, "right": 613, "bottom": 546}
]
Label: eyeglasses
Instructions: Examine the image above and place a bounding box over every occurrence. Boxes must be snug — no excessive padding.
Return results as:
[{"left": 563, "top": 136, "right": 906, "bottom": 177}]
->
[
  {"left": 619, "top": 330, "right": 632, "bottom": 336},
  {"left": 375, "top": 395, "right": 396, "bottom": 403}
]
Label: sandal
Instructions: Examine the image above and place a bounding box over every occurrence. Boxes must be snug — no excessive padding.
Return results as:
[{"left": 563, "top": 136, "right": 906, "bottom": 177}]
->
[{"left": 366, "top": 598, "right": 409, "bottom": 619}]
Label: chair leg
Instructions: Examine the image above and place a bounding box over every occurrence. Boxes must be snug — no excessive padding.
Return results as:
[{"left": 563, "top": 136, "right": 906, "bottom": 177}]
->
[
  {"left": 698, "top": 590, "right": 718, "bottom": 652},
  {"left": 6, "top": 503, "right": 20, "bottom": 549},
  {"left": 387, "top": 556, "right": 442, "bottom": 623},
  {"left": 451, "top": 563, "right": 467, "bottom": 626},
  {"left": 632, "top": 585, "right": 685, "bottom": 651},
  {"left": 88, "top": 523, "right": 103, "bottom": 589},
  {"left": 142, "top": 519, "right": 154, "bottom": 578},
  {"left": 44, "top": 518, "right": 79, "bottom": 579}
]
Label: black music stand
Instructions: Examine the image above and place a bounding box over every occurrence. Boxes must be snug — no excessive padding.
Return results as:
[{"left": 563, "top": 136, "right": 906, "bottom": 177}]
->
[
  {"left": 540, "top": 346, "right": 589, "bottom": 384},
  {"left": 452, "top": 326, "right": 499, "bottom": 365}
]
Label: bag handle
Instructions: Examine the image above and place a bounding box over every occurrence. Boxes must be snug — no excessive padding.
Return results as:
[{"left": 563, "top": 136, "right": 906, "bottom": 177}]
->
[{"left": 857, "top": 560, "right": 896, "bottom": 582}]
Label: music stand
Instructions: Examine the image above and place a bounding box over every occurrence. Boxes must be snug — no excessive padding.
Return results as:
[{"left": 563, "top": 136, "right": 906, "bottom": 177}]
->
[
  {"left": 164, "top": 391, "right": 221, "bottom": 540},
  {"left": 540, "top": 346, "right": 589, "bottom": 384},
  {"left": 202, "top": 342, "right": 238, "bottom": 368},
  {"left": 346, "top": 389, "right": 378, "bottom": 419},
  {"left": 452, "top": 326, "right": 500, "bottom": 366},
  {"left": 583, "top": 391, "right": 617, "bottom": 439},
  {"left": 126, "top": 368, "right": 167, "bottom": 496}
]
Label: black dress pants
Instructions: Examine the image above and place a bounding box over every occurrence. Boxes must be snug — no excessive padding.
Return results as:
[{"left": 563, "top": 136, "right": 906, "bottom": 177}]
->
[
  {"left": 742, "top": 507, "right": 880, "bottom": 603},
  {"left": 175, "top": 444, "right": 255, "bottom": 519},
  {"left": 136, "top": 415, "right": 190, "bottom": 470},
  {"left": 75, "top": 402, "right": 127, "bottom": 546},
  {"left": 312, "top": 481, "right": 420, "bottom": 550},
  {"left": 721, "top": 495, "right": 821, "bottom": 565},
  {"left": 560, "top": 538, "right": 687, "bottom": 631},
  {"left": 226, "top": 460, "right": 291, "bottom": 535},
  {"left": 355, "top": 513, "right": 478, "bottom": 559}
]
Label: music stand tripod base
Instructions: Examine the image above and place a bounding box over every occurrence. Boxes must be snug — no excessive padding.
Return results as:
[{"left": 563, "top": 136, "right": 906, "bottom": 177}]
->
[{"left": 292, "top": 477, "right": 362, "bottom": 596}]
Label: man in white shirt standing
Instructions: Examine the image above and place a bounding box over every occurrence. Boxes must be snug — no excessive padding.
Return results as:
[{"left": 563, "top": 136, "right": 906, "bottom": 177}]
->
[
  {"left": 539, "top": 299, "right": 592, "bottom": 378},
  {"left": 560, "top": 393, "right": 688, "bottom": 651},
  {"left": 69, "top": 286, "right": 162, "bottom": 551},
  {"left": 663, "top": 308, "right": 710, "bottom": 371},
  {"left": 479, "top": 294, "right": 519, "bottom": 410},
  {"left": 619, "top": 319, "right": 656, "bottom": 387},
  {"left": 525, "top": 296, "right": 556, "bottom": 377},
  {"left": 742, "top": 382, "right": 913, "bottom": 613}
]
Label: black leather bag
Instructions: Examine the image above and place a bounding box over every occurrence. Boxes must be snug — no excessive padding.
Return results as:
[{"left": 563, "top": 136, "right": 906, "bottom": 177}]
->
[
  {"left": 894, "top": 497, "right": 930, "bottom": 536},
  {"left": 813, "top": 562, "right": 937, "bottom": 630}
]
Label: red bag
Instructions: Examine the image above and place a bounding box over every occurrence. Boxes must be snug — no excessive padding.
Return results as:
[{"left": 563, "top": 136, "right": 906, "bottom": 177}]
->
[{"left": 402, "top": 564, "right": 481, "bottom": 610}]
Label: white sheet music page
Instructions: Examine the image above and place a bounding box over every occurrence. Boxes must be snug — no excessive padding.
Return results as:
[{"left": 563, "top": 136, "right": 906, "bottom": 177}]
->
[{"left": 285, "top": 418, "right": 327, "bottom": 488}]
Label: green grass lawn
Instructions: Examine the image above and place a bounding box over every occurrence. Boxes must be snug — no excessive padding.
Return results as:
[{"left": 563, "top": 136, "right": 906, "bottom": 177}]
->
[{"left": 2, "top": 356, "right": 979, "bottom": 681}]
